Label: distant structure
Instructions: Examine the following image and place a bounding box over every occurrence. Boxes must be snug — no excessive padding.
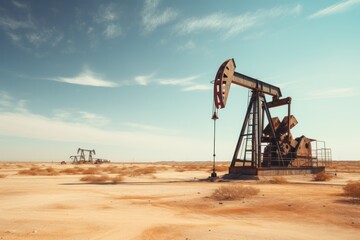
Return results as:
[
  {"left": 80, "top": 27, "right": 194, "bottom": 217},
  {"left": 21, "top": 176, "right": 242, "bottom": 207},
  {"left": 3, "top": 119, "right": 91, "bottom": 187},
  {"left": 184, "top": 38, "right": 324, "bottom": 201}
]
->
[
  {"left": 78, "top": 148, "right": 95, "bottom": 163},
  {"left": 69, "top": 148, "right": 110, "bottom": 164}
]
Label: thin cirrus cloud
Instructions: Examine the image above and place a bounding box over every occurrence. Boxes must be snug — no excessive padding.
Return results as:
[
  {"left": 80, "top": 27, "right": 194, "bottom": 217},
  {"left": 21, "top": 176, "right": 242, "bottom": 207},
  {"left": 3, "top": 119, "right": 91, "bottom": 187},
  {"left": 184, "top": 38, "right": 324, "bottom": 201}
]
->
[
  {"left": 0, "top": 90, "right": 28, "bottom": 113},
  {"left": 305, "top": 87, "right": 357, "bottom": 100},
  {"left": 53, "top": 109, "right": 109, "bottom": 127},
  {"left": 49, "top": 65, "right": 118, "bottom": 87},
  {"left": 308, "top": 0, "right": 360, "bottom": 19},
  {"left": 0, "top": 1, "right": 64, "bottom": 51},
  {"left": 133, "top": 73, "right": 210, "bottom": 91},
  {"left": 12, "top": 0, "right": 30, "bottom": 10},
  {"left": 158, "top": 76, "right": 198, "bottom": 85},
  {"left": 174, "top": 4, "right": 302, "bottom": 38},
  {"left": 134, "top": 73, "right": 156, "bottom": 86},
  {"left": 142, "top": 0, "right": 179, "bottom": 33},
  {"left": 94, "top": 4, "right": 122, "bottom": 39},
  {"left": 0, "top": 15, "right": 34, "bottom": 30},
  {"left": 123, "top": 122, "right": 167, "bottom": 132}
]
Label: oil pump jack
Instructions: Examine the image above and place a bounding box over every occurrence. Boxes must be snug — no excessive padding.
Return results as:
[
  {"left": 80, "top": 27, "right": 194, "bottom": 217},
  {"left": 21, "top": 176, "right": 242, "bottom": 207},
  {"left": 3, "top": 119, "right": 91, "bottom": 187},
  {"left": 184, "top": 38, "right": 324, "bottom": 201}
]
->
[
  {"left": 77, "top": 148, "right": 96, "bottom": 163},
  {"left": 213, "top": 59, "right": 324, "bottom": 176}
]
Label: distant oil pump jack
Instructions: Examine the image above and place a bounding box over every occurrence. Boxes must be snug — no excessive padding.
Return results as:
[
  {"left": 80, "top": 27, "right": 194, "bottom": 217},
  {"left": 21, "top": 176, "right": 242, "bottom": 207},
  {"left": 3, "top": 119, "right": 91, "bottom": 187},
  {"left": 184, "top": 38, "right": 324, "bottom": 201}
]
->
[
  {"left": 212, "top": 58, "right": 331, "bottom": 176},
  {"left": 69, "top": 148, "right": 110, "bottom": 164}
]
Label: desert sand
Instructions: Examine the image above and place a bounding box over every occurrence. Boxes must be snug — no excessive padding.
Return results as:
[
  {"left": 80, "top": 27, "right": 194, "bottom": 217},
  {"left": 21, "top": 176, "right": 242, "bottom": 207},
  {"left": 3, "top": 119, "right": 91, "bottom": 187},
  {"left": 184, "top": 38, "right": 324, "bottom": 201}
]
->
[{"left": 0, "top": 161, "right": 359, "bottom": 240}]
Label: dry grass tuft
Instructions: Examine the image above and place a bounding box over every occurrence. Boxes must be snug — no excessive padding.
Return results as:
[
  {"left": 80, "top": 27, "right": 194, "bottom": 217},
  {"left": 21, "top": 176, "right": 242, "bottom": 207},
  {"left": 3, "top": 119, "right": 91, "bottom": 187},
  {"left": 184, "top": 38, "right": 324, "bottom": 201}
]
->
[
  {"left": 18, "top": 167, "right": 59, "bottom": 176},
  {"left": 80, "top": 174, "right": 124, "bottom": 183},
  {"left": 111, "top": 175, "right": 124, "bottom": 183},
  {"left": 59, "top": 167, "right": 83, "bottom": 175},
  {"left": 211, "top": 185, "right": 260, "bottom": 201},
  {"left": 215, "top": 164, "right": 229, "bottom": 172},
  {"left": 102, "top": 165, "right": 122, "bottom": 174},
  {"left": 343, "top": 181, "right": 360, "bottom": 199},
  {"left": 82, "top": 167, "right": 100, "bottom": 175},
  {"left": 130, "top": 167, "right": 157, "bottom": 176},
  {"left": 269, "top": 176, "right": 288, "bottom": 184},
  {"left": 313, "top": 172, "right": 332, "bottom": 181},
  {"left": 80, "top": 175, "right": 110, "bottom": 183},
  {"left": 0, "top": 174, "right": 7, "bottom": 178}
]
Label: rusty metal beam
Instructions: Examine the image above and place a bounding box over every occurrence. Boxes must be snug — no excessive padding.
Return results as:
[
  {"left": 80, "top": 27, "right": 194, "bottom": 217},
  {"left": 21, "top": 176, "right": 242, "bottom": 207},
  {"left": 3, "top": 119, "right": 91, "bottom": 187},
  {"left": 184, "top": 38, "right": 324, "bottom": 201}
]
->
[
  {"left": 267, "top": 97, "right": 291, "bottom": 108},
  {"left": 232, "top": 72, "right": 282, "bottom": 99}
]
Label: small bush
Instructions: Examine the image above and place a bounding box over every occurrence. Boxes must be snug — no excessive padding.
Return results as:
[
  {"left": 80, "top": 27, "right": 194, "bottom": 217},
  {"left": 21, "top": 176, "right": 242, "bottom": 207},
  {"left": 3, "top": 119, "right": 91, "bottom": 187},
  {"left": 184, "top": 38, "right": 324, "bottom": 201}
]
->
[
  {"left": 80, "top": 174, "right": 124, "bottom": 183},
  {"left": 60, "top": 167, "right": 83, "bottom": 175},
  {"left": 269, "top": 176, "right": 288, "bottom": 184},
  {"left": 111, "top": 175, "right": 124, "bottom": 183},
  {"left": 343, "top": 181, "right": 360, "bottom": 199},
  {"left": 82, "top": 167, "right": 100, "bottom": 175},
  {"left": 130, "top": 167, "right": 157, "bottom": 176},
  {"left": 313, "top": 172, "right": 332, "bottom": 181},
  {"left": 211, "top": 185, "right": 260, "bottom": 201},
  {"left": 215, "top": 164, "right": 229, "bottom": 172},
  {"left": 102, "top": 165, "right": 122, "bottom": 174},
  {"left": 80, "top": 175, "right": 110, "bottom": 183},
  {"left": 18, "top": 167, "right": 59, "bottom": 176}
]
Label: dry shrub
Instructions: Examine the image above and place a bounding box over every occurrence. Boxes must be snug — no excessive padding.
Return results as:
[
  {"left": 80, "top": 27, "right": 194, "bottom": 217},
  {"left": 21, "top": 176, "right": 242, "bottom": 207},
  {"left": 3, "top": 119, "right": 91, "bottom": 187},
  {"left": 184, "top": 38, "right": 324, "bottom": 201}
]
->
[
  {"left": 269, "top": 176, "right": 288, "bottom": 184},
  {"left": 46, "top": 167, "right": 57, "bottom": 174},
  {"left": 80, "top": 175, "right": 110, "bottom": 183},
  {"left": 80, "top": 174, "right": 124, "bottom": 183},
  {"left": 343, "top": 181, "right": 360, "bottom": 199},
  {"left": 18, "top": 167, "right": 59, "bottom": 176},
  {"left": 313, "top": 172, "right": 332, "bottom": 181},
  {"left": 0, "top": 174, "right": 7, "bottom": 178},
  {"left": 130, "top": 167, "right": 157, "bottom": 176},
  {"left": 173, "top": 162, "right": 212, "bottom": 172},
  {"left": 111, "top": 175, "right": 124, "bottom": 183},
  {"left": 211, "top": 185, "right": 260, "bottom": 201},
  {"left": 82, "top": 167, "right": 100, "bottom": 175},
  {"left": 59, "top": 167, "right": 83, "bottom": 175},
  {"left": 102, "top": 165, "right": 124, "bottom": 174},
  {"left": 215, "top": 164, "right": 229, "bottom": 172}
]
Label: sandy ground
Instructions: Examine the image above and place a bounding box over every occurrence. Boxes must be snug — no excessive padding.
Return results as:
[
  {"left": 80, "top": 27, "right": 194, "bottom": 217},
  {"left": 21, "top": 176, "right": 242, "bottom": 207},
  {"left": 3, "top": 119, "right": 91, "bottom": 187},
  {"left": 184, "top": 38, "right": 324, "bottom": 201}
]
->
[{"left": 0, "top": 161, "right": 359, "bottom": 240}]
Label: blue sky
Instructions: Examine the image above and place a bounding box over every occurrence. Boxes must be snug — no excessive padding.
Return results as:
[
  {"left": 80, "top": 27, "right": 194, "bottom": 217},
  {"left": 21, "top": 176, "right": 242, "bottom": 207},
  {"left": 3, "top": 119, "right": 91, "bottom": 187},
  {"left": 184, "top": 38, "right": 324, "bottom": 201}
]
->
[{"left": 0, "top": 0, "right": 359, "bottom": 162}]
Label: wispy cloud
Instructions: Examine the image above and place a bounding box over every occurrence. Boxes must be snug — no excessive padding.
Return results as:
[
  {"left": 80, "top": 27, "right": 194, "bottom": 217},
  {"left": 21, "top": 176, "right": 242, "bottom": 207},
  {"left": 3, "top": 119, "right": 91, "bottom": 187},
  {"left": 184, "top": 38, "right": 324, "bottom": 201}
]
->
[
  {"left": 0, "top": 3, "right": 64, "bottom": 53},
  {"left": 158, "top": 76, "right": 198, "bottom": 86},
  {"left": 305, "top": 87, "right": 357, "bottom": 100},
  {"left": 133, "top": 73, "right": 209, "bottom": 91},
  {"left": 12, "top": 0, "right": 29, "bottom": 10},
  {"left": 174, "top": 4, "right": 301, "bottom": 38},
  {"left": 308, "top": 0, "right": 360, "bottom": 19},
  {"left": 0, "top": 90, "right": 28, "bottom": 113},
  {"left": 78, "top": 111, "right": 110, "bottom": 126},
  {"left": 177, "top": 40, "right": 196, "bottom": 51},
  {"left": 53, "top": 109, "right": 110, "bottom": 127},
  {"left": 103, "top": 23, "right": 121, "bottom": 39},
  {"left": 142, "top": 0, "right": 179, "bottom": 33},
  {"left": 25, "top": 28, "right": 63, "bottom": 48},
  {"left": 0, "top": 15, "right": 34, "bottom": 30},
  {"left": 182, "top": 84, "right": 211, "bottom": 92},
  {"left": 50, "top": 65, "right": 118, "bottom": 87},
  {"left": 94, "top": 3, "right": 122, "bottom": 39},
  {"left": 134, "top": 73, "right": 156, "bottom": 86},
  {"left": 123, "top": 122, "right": 166, "bottom": 132}
]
